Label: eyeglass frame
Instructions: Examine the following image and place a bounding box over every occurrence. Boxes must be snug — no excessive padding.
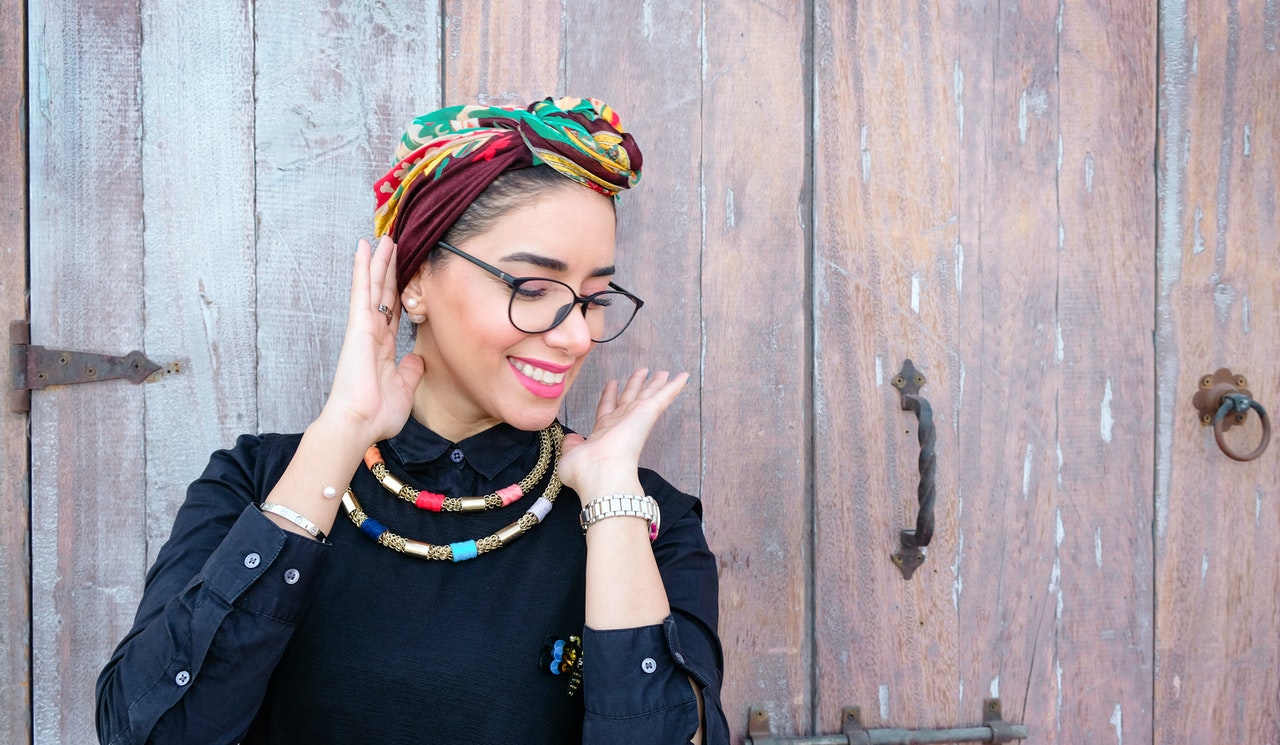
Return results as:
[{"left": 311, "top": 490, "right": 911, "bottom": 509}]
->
[{"left": 434, "top": 240, "right": 645, "bottom": 343}]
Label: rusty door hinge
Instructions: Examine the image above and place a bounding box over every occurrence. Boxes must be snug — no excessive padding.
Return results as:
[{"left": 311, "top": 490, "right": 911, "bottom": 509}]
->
[
  {"left": 747, "top": 698, "right": 1027, "bottom": 744},
  {"left": 9, "top": 320, "right": 169, "bottom": 412}
]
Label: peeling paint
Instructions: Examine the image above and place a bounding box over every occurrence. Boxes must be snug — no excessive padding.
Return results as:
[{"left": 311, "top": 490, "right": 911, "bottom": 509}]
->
[
  {"left": 1055, "top": 322, "right": 1064, "bottom": 363},
  {"left": 1158, "top": 8, "right": 1192, "bottom": 562},
  {"left": 879, "top": 684, "right": 890, "bottom": 720},
  {"left": 875, "top": 356, "right": 884, "bottom": 386},
  {"left": 1242, "top": 295, "right": 1251, "bottom": 333},
  {"left": 1258, "top": 486, "right": 1264, "bottom": 526},
  {"left": 1100, "top": 379, "right": 1114, "bottom": 443},
  {"left": 1019, "top": 87, "right": 1049, "bottom": 145},
  {"left": 1201, "top": 552, "right": 1209, "bottom": 586},
  {"left": 954, "top": 240, "right": 964, "bottom": 295},
  {"left": 1022, "top": 442, "right": 1035, "bottom": 499},
  {"left": 1095, "top": 527, "right": 1103, "bottom": 568},
  {"left": 1243, "top": 123, "right": 1251, "bottom": 156},
  {"left": 1111, "top": 704, "right": 1123, "bottom": 744},
  {"left": 641, "top": 0, "right": 653, "bottom": 39},
  {"left": 1084, "top": 152, "right": 1095, "bottom": 192},
  {"left": 1214, "top": 282, "right": 1235, "bottom": 319},
  {"left": 911, "top": 272, "right": 921, "bottom": 314},
  {"left": 1056, "top": 441, "right": 1063, "bottom": 488},
  {"left": 990, "top": 676, "right": 999, "bottom": 698},
  {"left": 1019, "top": 91, "right": 1028, "bottom": 144},
  {"left": 1193, "top": 206, "right": 1205, "bottom": 253},
  {"left": 1055, "top": 660, "right": 1063, "bottom": 735},
  {"left": 725, "top": 187, "right": 735, "bottom": 229},
  {"left": 953, "top": 61, "right": 965, "bottom": 141},
  {"left": 861, "top": 124, "right": 870, "bottom": 183},
  {"left": 951, "top": 524, "right": 964, "bottom": 611}
]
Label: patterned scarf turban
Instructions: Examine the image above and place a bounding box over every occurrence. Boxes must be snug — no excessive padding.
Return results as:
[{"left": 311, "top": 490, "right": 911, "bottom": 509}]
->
[{"left": 373, "top": 96, "right": 643, "bottom": 292}]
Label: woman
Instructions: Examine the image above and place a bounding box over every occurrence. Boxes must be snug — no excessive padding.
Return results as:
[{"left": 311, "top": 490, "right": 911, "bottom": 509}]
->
[{"left": 96, "top": 97, "right": 727, "bottom": 744}]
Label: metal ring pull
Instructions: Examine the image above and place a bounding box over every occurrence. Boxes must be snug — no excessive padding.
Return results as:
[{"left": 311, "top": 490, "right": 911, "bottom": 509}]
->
[
  {"left": 1212, "top": 393, "right": 1271, "bottom": 462},
  {"left": 1193, "top": 368, "right": 1272, "bottom": 463},
  {"left": 890, "top": 359, "right": 936, "bottom": 580}
]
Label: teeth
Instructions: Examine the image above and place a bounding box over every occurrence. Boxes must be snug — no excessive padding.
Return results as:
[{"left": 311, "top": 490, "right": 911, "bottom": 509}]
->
[{"left": 517, "top": 361, "right": 566, "bottom": 385}]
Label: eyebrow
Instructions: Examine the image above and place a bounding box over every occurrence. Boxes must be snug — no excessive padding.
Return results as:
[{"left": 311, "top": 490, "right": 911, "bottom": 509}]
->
[{"left": 500, "top": 251, "right": 615, "bottom": 278}]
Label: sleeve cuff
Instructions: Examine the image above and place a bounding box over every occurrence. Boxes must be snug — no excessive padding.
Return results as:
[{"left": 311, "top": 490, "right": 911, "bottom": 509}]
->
[{"left": 197, "top": 504, "right": 330, "bottom": 622}]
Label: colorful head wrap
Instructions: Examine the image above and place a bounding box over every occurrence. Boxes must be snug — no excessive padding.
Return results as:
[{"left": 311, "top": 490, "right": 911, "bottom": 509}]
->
[{"left": 374, "top": 96, "right": 643, "bottom": 291}]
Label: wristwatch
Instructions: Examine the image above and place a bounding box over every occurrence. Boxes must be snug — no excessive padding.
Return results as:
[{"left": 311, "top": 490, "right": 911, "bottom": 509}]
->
[{"left": 579, "top": 494, "right": 661, "bottom": 541}]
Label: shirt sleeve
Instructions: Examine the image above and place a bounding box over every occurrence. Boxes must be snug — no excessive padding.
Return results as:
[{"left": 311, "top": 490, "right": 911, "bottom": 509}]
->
[
  {"left": 580, "top": 472, "right": 730, "bottom": 745},
  {"left": 96, "top": 435, "right": 329, "bottom": 745}
]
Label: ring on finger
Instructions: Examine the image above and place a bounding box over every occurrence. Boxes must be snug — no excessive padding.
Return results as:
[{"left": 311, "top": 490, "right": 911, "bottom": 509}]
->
[{"left": 377, "top": 304, "right": 393, "bottom": 325}]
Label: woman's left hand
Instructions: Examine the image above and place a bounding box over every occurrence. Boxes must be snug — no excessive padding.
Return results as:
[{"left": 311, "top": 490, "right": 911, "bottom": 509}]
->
[{"left": 558, "top": 368, "right": 689, "bottom": 503}]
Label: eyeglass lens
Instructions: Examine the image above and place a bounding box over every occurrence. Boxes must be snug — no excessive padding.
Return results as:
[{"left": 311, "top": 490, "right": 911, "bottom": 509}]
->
[{"left": 509, "top": 278, "right": 639, "bottom": 342}]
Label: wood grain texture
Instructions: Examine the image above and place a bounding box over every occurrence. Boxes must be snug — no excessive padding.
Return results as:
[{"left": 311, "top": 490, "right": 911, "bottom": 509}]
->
[
  {"left": 1155, "top": 0, "right": 1280, "bottom": 742},
  {"left": 27, "top": 0, "right": 146, "bottom": 741},
  {"left": 1054, "top": 2, "right": 1156, "bottom": 741},
  {"left": 700, "top": 1, "right": 810, "bottom": 737},
  {"left": 813, "top": 0, "right": 964, "bottom": 733},
  {"left": 815, "top": 1, "right": 1156, "bottom": 740},
  {"left": 0, "top": 0, "right": 30, "bottom": 741},
  {"left": 558, "top": 1, "right": 704, "bottom": 498},
  {"left": 254, "top": 2, "right": 441, "bottom": 433},
  {"left": 443, "top": 0, "right": 564, "bottom": 106},
  {"left": 140, "top": 0, "right": 256, "bottom": 566}
]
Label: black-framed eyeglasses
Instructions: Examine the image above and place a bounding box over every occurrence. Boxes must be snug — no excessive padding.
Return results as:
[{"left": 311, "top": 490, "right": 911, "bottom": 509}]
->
[{"left": 435, "top": 241, "right": 645, "bottom": 343}]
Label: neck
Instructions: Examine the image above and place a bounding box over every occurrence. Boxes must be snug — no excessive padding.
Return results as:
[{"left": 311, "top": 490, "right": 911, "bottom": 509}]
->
[{"left": 410, "top": 381, "right": 501, "bottom": 443}]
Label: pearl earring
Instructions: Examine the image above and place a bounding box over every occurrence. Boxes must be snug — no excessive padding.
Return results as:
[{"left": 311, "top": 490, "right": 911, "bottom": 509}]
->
[{"left": 405, "top": 298, "right": 419, "bottom": 309}]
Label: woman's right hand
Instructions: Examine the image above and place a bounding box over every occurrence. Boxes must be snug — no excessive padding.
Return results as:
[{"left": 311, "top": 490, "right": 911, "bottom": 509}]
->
[{"left": 319, "top": 235, "right": 425, "bottom": 445}]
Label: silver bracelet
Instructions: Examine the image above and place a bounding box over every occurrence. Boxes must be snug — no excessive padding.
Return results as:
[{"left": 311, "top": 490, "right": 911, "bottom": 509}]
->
[
  {"left": 578, "top": 494, "right": 661, "bottom": 541},
  {"left": 260, "top": 502, "right": 327, "bottom": 541}
]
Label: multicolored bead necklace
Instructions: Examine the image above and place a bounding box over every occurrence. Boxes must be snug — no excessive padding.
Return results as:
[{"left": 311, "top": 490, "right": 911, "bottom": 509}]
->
[
  {"left": 364, "top": 424, "right": 556, "bottom": 512},
  {"left": 341, "top": 424, "right": 565, "bottom": 562}
]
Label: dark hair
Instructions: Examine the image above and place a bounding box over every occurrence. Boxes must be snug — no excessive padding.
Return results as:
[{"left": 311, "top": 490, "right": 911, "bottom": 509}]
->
[{"left": 427, "top": 165, "right": 613, "bottom": 269}]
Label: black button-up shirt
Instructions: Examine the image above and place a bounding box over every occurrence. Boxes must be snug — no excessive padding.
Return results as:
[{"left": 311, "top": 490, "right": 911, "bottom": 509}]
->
[{"left": 96, "top": 418, "right": 728, "bottom": 744}]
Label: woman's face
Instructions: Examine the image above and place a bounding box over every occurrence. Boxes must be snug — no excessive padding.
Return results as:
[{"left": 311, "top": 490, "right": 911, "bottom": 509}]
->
[{"left": 406, "top": 185, "right": 618, "bottom": 439}]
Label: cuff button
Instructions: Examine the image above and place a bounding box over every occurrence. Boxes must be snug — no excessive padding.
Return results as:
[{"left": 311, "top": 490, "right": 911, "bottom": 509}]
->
[{"left": 641, "top": 657, "right": 657, "bottom": 674}]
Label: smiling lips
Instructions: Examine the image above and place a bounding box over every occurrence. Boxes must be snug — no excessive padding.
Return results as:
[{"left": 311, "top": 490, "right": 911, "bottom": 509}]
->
[{"left": 510, "top": 357, "right": 570, "bottom": 398}]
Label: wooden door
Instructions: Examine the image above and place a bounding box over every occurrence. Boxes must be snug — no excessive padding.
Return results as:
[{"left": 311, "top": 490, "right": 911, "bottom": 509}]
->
[{"left": 6, "top": 2, "right": 1278, "bottom": 744}]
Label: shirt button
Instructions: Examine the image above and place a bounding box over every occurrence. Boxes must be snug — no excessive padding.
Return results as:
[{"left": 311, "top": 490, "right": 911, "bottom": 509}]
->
[
  {"left": 449, "top": 448, "right": 464, "bottom": 463},
  {"left": 641, "top": 657, "right": 657, "bottom": 674},
  {"left": 175, "top": 670, "right": 190, "bottom": 686},
  {"left": 283, "top": 568, "right": 300, "bottom": 585},
  {"left": 244, "top": 552, "right": 261, "bottom": 569},
  {"left": 673, "top": 652, "right": 686, "bottom": 665}
]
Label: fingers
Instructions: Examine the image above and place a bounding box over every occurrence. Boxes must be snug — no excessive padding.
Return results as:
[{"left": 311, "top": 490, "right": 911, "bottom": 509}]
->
[
  {"left": 349, "top": 239, "right": 372, "bottom": 314},
  {"left": 377, "top": 236, "right": 400, "bottom": 323}
]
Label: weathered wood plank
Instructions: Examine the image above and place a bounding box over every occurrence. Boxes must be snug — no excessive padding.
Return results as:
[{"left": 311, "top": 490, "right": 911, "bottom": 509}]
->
[
  {"left": 559, "top": 1, "right": 704, "bottom": 498},
  {"left": 0, "top": 0, "right": 30, "bottom": 740},
  {"left": 443, "top": 0, "right": 564, "bottom": 106},
  {"left": 813, "top": 1, "right": 1155, "bottom": 741},
  {"left": 700, "top": 0, "right": 810, "bottom": 737},
  {"left": 254, "top": 3, "right": 442, "bottom": 433},
  {"left": 812, "top": 0, "right": 963, "bottom": 733},
  {"left": 140, "top": 0, "right": 257, "bottom": 565},
  {"left": 1155, "top": 0, "right": 1280, "bottom": 742},
  {"left": 1054, "top": 2, "right": 1156, "bottom": 741},
  {"left": 27, "top": 0, "right": 145, "bottom": 741}
]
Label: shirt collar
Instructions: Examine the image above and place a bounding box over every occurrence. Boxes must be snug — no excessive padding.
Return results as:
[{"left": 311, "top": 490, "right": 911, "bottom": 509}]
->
[{"left": 384, "top": 415, "right": 543, "bottom": 479}]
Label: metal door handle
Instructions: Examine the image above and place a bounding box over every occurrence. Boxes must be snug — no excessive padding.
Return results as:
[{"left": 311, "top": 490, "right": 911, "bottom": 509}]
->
[
  {"left": 1193, "top": 368, "right": 1272, "bottom": 462},
  {"left": 890, "top": 359, "right": 936, "bottom": 580}
]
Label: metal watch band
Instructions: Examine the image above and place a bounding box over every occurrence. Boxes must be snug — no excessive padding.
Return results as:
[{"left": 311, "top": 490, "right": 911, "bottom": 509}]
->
[{"left": 578, "top": 494, "right": 661, "bottom": 539}]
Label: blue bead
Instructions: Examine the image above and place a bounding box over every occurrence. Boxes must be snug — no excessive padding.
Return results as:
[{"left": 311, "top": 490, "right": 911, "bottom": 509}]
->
[
  {"left": 549, "top": 660, "right": 561, "bottom": 675},
  {"left": 360, "top": 517, "right": 387, "bottom": 541},
  {"left": 450, "top": 540, "right": 478, "bottom": 562},
  {"left": 553, "top": 639, "right": 565, "bottom": 655}
]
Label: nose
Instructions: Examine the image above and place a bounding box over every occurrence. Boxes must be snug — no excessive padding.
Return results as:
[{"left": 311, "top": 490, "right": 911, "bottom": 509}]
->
[{"left": 542, "top": 301, "right": 594, "bottom": 355}]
